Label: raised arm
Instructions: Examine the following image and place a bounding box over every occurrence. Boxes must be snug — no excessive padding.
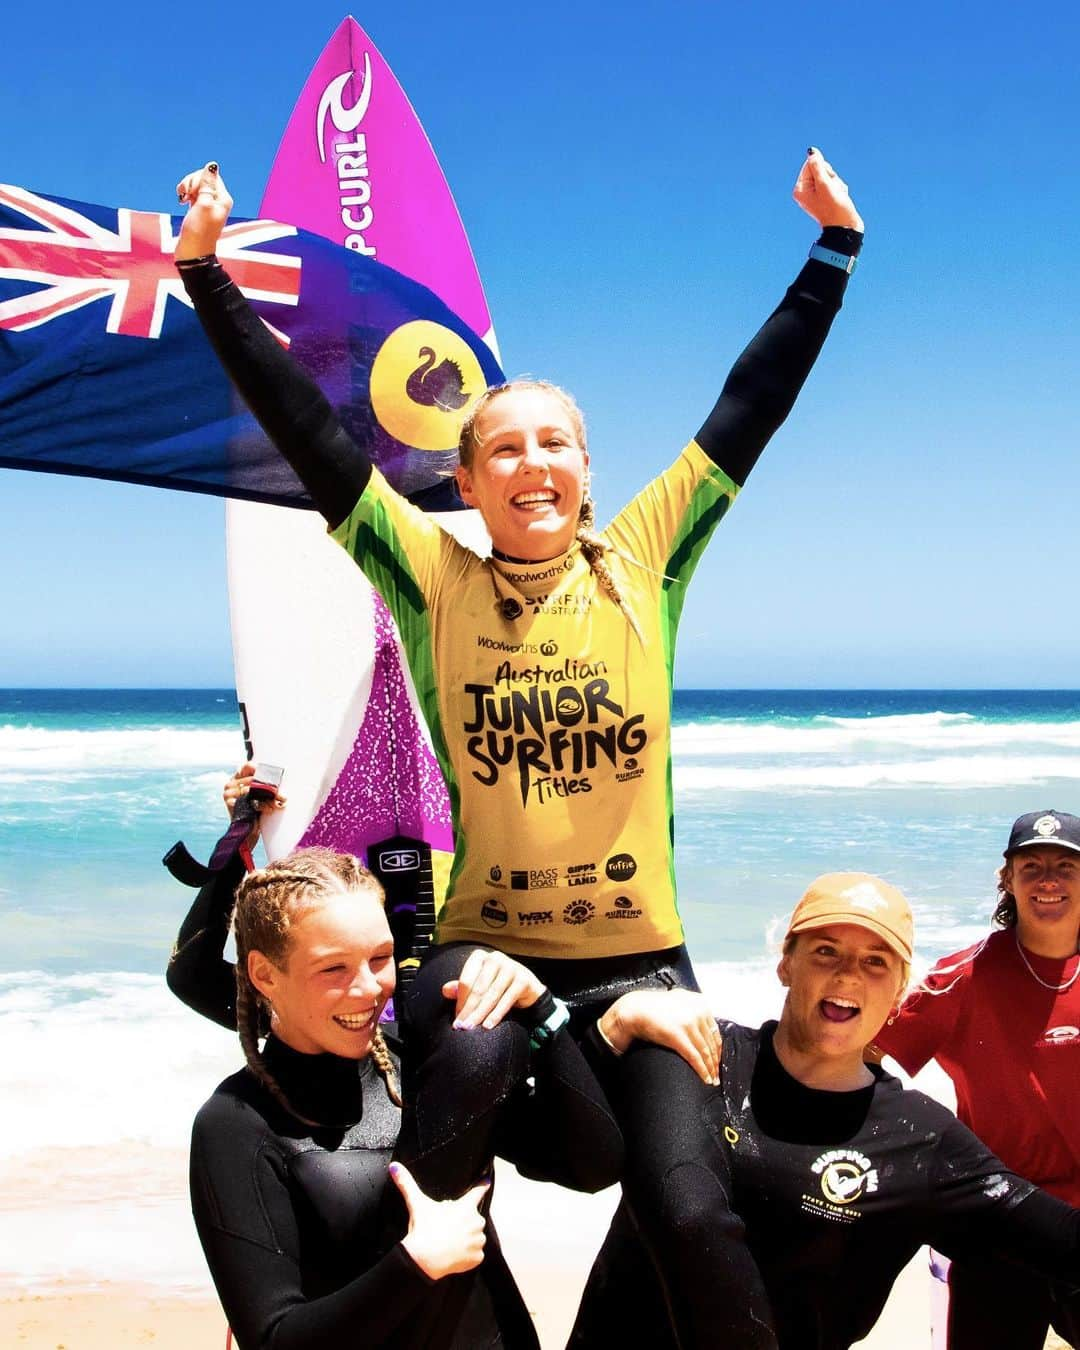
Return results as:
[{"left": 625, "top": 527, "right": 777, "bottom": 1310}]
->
[
  {"left": 175, "top": 164, "right": 368, "bottom": 527},
  {"left": 696, "top": 149, "right": 864, "bottom": 486},
  {"left": 165, "top": 764, "right": 283, "bottom": 1028}
]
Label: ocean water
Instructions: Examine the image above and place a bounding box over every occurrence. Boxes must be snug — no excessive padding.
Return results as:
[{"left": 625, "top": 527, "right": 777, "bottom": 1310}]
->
[{"left": 2, "top": 687, "right": 1079, "bottom": 1289}]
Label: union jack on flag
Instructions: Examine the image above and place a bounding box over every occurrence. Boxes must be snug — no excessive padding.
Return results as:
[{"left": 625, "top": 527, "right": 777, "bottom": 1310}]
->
[
  {"left": 0, "top": 184, "right": 502, "bottom": 508},
  {"left": 0, "top": 184, "right": 300, "bottom": 343}
]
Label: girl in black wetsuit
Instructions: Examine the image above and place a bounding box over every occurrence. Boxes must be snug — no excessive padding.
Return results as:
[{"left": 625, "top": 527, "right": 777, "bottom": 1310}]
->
[
  {"left": 573, "top": 872, "right": 1080, "bottom": 1349},
  {"left": 171, "top": 152, "right": 862, "bottom": 1341},
  {"left": 173, "top": 782, "right": 623, "bottom": 1350}
]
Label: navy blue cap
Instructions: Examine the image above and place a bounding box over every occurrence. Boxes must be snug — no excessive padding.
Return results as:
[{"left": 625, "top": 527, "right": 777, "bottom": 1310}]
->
[{"left": 1004, "top": 811, "right": 1080, "bottom": 858}]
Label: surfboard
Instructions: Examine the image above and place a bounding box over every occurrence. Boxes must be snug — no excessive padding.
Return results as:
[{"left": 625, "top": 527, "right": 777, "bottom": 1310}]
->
[{"left": 226, "top": 18, "right": 497, "bottom": 966}]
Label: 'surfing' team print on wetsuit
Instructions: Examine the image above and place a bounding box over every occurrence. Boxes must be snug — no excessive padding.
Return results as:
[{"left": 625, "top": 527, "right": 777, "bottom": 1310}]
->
[{"left": 332, "top": 443, "right": 732, "bottom": 959}]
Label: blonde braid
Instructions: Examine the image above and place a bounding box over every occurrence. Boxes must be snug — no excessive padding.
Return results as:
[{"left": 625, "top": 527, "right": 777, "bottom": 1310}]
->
[
  {"left": 369, "top": 1027, "right": 403, "bottom": 1107},
  {"left": 575, "top": 494, "right": 644, "bottom": 643}
]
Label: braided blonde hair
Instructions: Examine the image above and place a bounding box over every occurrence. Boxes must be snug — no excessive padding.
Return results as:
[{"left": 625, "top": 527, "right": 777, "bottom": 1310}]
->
[
  {"left": 460, "top": 380, "right": 643, "bottom": 640},
  {"left": 233, "top": 847, "right": 401, "bottom": 1125}
]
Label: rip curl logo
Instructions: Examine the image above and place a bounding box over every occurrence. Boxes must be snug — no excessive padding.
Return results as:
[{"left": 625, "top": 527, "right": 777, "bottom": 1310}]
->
[
  {"left": 805, "top": 1149, "right": 878, "bottom": 1219},
  {"left": 1042, "top": 1025, "right": 1080, "bottom": 1046},
  {"left": 314, "top": 58, "right": 378, "bottom": 255},
  {"left": 463, "top": 665, "right": 647, "bottom": 807},
  {"left": 1034, "top": 814, "right": 1063, "bottom": 838},
  {"left": 563, "top": 899, "right": 596, "bottom": 925}
]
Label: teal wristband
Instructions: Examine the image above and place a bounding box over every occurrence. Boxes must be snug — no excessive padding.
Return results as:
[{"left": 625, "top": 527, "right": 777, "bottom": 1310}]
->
[
  {"left": 529, "top": 995, "right": 570, "bottom": 1051},
  {"left": 808, "top": 243, "right": 857, "bottom": 274}
]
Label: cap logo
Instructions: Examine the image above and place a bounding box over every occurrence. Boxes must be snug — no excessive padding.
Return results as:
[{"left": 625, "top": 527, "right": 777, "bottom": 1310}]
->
[
  {"left": 1034, "top": 814, "right": 1062, "bottom": 838},
  {"left": 840, "top": 881, "right": 889, "bottom": 913}
]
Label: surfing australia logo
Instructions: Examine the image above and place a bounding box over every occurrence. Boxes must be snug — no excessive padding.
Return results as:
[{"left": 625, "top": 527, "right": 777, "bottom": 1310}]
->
[
  {"left": 316, "top": 56, "right": 377, "bottom": 255},
  {"left": 801, "top": 1149, "right": 878, "bottom": 1224}
]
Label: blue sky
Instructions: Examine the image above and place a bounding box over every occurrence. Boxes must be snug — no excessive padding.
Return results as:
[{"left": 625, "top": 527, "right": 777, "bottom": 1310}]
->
[{"left": 1, "top": 0, "right": 1078, "bottom": 687}]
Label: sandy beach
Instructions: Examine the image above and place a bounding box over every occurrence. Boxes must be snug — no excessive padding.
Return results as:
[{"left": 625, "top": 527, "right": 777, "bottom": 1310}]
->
[{"left": 0, "top": 1160, "right": 933, "bottom": 1349}]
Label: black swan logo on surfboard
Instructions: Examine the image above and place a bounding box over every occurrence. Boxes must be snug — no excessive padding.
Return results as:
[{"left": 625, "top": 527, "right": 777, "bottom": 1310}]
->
[{"left": 406, "top": 346, "right": 470, "bottom": 411}]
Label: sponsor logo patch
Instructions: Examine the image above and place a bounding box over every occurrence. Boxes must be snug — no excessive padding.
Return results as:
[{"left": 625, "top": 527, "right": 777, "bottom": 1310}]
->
[
  {"left": 481, "top": 898, "right": 508, "bottom": 929},
  {"left": 606, "top": 853, "right": 637, "bottom": 882},
  {"left": 377, "top": 848, "right": 420, "bottom": 872},
  {"left": 563, "top": 899, "right": 596, "bottom": 926}
]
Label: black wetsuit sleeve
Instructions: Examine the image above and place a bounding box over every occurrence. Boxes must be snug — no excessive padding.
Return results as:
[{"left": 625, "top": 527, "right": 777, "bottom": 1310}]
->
[
  {"left": 165, "top": 853, "right": 245, "bottom": 1030},
  {"left": 496, "top": 1025, "right": 624, "bottom": 1193},
  {"left": 696, "top": 225, "right": 863, "bottom": 487},
  {"left": 178, "top": 258, "right": 368, "bottom": 528},
  {"left": 926, "top": 1119, "right": 1080, "bottom": 1287},
  {"left": 190, "top": 1103, "right": 435, "bottom": 1349}
]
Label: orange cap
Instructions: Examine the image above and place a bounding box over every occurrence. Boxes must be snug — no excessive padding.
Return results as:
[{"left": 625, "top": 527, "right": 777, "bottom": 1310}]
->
[{"left": 785, "top": 872, "right": 914, "bottom": 964}]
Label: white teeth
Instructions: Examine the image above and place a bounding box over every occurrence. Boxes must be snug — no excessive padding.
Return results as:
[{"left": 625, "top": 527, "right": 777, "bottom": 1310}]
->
[
  {"left": 828, "top": 997, "right": 859, "bottom": 1009},
  {"left": 334, "top": 1011, "right": 375, "bottom": 1029},
  {"left": 512, "top": 491, "right": 556, "bottom": 506}
]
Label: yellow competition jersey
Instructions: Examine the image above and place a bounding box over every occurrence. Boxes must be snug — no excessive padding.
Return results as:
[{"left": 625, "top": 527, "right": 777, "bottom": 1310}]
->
[{"left": 332, "top": 441, "right": 737, "bottom": 958}]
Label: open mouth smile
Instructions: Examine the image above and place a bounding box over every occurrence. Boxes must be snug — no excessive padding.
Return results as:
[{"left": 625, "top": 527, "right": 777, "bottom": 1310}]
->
[
  {"left": 511, "top": 489, "right": 558, "bottom": 511},
  {"left": 333, "top": 1010, "right": 377, "bottom": 1031},
  {"left": 820, "top": 997, "right": 860, "bottom": 1023}
]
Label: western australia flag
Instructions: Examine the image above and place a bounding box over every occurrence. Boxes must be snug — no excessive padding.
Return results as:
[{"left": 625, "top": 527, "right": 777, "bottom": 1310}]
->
[{"left": 0, "top": 184, "right": 503, "bottom": 507}]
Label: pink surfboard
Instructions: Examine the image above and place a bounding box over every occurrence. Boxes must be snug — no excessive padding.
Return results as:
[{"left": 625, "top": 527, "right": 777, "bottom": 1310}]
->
[{"left": 227, "top": 19, "right": 496, "bottom": 964}]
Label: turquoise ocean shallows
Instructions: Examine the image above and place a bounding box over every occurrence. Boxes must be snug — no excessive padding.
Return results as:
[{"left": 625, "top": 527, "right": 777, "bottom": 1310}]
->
[{"left": 2, "top": 687, "right": 1079, "bottom": 1288}]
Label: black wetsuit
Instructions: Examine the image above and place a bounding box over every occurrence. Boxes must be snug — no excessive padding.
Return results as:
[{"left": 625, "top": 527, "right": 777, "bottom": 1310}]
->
[
  {"left": 569, "top": 1021, "right": 1080, "bottom": 1350},
  {"left": 191, "top": 1037, "right": 532, "bottom": 1350},
  {"left": 171, "top": 861, "right": 624, "bottom": 1350}
]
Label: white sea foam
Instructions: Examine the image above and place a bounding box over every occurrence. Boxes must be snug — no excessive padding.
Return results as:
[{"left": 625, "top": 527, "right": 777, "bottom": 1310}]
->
[
  {"left": 0, "top": 724, "right": 241, "bottom": 777},
  {"left": 0, "top": 973, "right": 238, "bottom": 1159},
  {"left": 671, "top": 713, "right": 1080, "bottom": 757},
  {"left": 674, "top": 753, "right": 1080, "bottom": 793}
]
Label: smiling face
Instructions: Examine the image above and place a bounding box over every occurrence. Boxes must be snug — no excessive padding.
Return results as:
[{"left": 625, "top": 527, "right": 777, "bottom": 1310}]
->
[
  {"left": 1005, "top": 846, "right": 1080, "bottom": 957},
  {"left": 777, "top": 923, "right": 906, "bottom": 1066},
  {"left": 248, "top": 889, "right": 396, "bottom": 1060},
  {"left": 455, "top": 386, "right": 589, "bottom": 559}
]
